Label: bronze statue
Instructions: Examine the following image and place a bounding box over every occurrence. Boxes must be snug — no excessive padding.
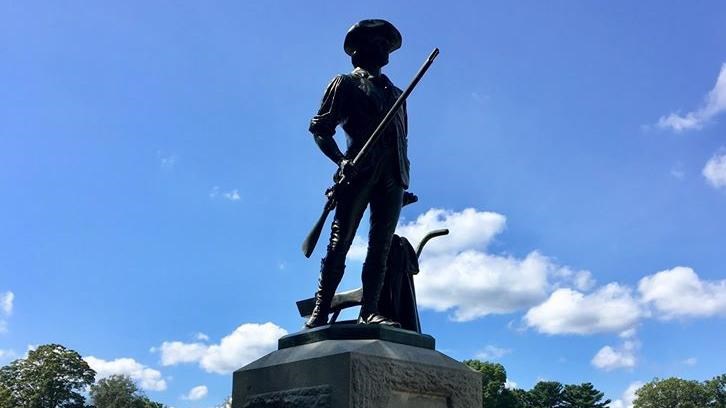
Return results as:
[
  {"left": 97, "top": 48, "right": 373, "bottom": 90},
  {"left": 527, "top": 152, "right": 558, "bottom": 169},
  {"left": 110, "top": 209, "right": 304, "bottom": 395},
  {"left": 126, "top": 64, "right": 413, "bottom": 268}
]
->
[{"left": 303, "top": 19, "right": 438, "bottom": 329}]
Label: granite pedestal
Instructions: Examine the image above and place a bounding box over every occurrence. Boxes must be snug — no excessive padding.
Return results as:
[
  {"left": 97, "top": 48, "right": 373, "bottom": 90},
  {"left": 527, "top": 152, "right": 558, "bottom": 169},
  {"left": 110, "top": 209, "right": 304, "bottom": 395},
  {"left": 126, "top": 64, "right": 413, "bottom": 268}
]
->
[{"left": 232, "top": 324, "right": 482, "bottom": 408}]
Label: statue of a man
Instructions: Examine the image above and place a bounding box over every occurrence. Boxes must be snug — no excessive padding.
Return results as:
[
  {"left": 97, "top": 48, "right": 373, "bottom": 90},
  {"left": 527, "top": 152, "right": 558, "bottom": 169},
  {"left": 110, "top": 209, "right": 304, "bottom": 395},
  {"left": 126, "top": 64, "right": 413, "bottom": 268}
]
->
[{"left": 305, "top": 19, "right": 409, "bottom": 328}]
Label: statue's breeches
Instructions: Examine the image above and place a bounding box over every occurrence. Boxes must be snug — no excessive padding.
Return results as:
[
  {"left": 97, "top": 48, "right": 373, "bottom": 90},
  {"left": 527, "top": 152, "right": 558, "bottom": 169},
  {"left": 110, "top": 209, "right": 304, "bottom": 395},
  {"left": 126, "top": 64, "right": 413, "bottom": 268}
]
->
[{"left": 322, "top": 154, "right": 404, "bottom": 313}]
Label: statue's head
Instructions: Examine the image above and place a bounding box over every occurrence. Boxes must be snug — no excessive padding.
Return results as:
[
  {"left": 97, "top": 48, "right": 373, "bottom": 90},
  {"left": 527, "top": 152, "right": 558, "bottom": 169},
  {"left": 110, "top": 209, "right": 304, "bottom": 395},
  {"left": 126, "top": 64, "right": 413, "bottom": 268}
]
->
[{"left": 344, "top": 19, "right": 401, "bottom": 71}]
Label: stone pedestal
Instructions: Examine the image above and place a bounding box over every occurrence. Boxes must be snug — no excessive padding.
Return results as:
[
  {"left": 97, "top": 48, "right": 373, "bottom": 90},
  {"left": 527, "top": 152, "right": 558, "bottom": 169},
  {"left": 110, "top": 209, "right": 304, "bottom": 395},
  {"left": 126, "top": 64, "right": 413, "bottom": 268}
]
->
[{"left": 232, "top": 324, "right": 481, "bottom": 408}]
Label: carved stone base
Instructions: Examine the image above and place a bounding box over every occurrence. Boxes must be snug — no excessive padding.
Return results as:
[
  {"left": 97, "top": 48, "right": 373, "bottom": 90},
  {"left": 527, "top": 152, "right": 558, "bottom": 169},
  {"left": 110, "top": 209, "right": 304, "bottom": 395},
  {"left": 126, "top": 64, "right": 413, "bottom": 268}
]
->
[{"left": 232, "top": 326, "right": 481, "bottom": 408}]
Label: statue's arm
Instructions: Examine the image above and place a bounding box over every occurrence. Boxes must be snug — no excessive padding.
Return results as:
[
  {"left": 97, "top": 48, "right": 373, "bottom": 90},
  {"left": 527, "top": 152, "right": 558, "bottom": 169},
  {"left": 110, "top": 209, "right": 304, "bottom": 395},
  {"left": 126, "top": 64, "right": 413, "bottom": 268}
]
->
[
  {"left": 313, "top": 134, "right": 344, "bottom": 165},
  {"left": 309, "top": 75, "right": 348, "bottom": 165}
]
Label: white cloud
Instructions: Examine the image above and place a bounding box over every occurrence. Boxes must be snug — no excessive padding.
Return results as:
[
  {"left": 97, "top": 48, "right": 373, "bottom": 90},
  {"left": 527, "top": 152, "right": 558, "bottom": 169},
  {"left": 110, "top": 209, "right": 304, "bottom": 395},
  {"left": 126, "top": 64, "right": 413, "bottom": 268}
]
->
[
  {"left": 349, "top": 207, "right": 505, "bottom": 262},
  {"left": 392, "top": 208, "right": 580, "bottom": 321},
  {"left": 591, "top": 340, "right": 637, "bottom": 371},
  {"left": 0, "top": 291, "right": 14, "bottom": 333},
  {"left": 671, "top": 167, "right": 686, "bottom": 180},
  {"left": 611, "top": 381, "right": 644, "bottom": 408},
  {"left": 475, "top": 345, "right": 512, "bottom": 361},
  {"left": 504, "top": 380, "right": 518, "bottom": 390},
  {"left": 0, "top": 349, "right": 16, "bottom": 362},
  {"left": 347, "top": 235, "right": 368, "bottom": 262},
  {"left": 157, "top": 341, "right": 208, "bottom": 366},
  {"left": 553, "top": 268, "right": 596, "bottom": 291},
  {"left": 223, "top": 189, "right": 241, "bottom": 201},
  {"left": 182, "top": 385, "right": 208, "bottom": 401},
  {"left": 201, "top": 323, "right": 286, "bottom": 374},
  {"left": 160, "top": 156, "right": 177, "bottom": 169},
  {"left": 683, "top": 357, "right": 698, "bottom": 366},
  {"left": 336, "top": 208, "right": 724, "bottom": 335},
  {"left": 417, "top": 250, "right": 556, "bottom": 321},
  {"left": 396, "top": 208, "right": 506, "bottom": 255},
  {"left": 572, "top": 270, "right": 596, "bottom": 291},
  {"left": 210, "top": 186, "right": 241, "bottom": 201},
  {"left": 524, "top": 284, "right": 644, "bottom": 335},
  {"left": 195, "top": 332, "right": 210, "bottom": 341},
  {"left": 84, "top": 356, "right": 167, "bottom": 391},
  {"left": 619, "top": 328, "right": 637, "bottom": 339},
  {"left": 158, "top": 152, "right": 178, "bottom": 170},
  {"left": 638, "top": 266, "right": 726, "bottom": 319},
  {"left": 657, "top": 63, "right": 726, "bottom": 132},
  {"left": 1, "top": 291, "right": 13, "bottom": 315},
  {"left": 155, "top": 322, "right": 287, "bottom": 375},
  {"left": 348, "top": 208, "right": 506, "bottom": 261},
  {"left": 703, "top": 152, "right": 726, "bottom": 189}
]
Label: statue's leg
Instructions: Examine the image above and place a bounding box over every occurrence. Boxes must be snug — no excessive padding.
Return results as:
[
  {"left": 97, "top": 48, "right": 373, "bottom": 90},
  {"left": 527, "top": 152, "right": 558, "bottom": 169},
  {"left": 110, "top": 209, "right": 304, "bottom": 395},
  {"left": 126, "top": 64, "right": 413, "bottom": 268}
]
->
[
  {"left": 359, "top": 163, "right": 404, "bottom": 325},
  {"left": 305, "top": 184, "right": 372, "bottom": 329}
]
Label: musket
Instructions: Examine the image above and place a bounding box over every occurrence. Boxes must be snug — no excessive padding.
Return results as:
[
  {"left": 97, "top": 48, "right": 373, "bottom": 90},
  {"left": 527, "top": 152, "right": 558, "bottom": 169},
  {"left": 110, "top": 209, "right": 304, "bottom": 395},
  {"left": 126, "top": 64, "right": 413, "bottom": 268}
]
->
[{"left": 302, "top": 48, "right": 440, "bottom": 258}]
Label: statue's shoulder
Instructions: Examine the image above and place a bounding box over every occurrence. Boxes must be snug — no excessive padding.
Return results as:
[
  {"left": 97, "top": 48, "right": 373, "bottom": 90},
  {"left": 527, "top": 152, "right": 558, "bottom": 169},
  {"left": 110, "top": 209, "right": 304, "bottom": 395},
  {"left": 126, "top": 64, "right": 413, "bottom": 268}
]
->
[
  {"left": 326, "top": 73, "right": 356, "bottom": 86},
  {"left": 320, "top": 73, "right": 358, "bottom": 97}
]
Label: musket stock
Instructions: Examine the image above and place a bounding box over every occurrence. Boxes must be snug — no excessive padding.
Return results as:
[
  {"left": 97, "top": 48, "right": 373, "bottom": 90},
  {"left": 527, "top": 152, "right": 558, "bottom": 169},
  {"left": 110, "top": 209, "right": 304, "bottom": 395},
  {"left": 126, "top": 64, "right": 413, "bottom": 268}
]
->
[{"left": 302, "top": 195, "right": 336, "bottom": 258}]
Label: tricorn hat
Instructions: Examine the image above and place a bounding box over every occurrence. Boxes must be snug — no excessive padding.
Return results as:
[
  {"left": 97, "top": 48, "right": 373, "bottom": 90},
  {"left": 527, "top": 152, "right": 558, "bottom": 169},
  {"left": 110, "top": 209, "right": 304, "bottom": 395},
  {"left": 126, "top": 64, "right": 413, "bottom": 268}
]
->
[{"left": 343, "top": 19, "right": 402, "bottom": 56}]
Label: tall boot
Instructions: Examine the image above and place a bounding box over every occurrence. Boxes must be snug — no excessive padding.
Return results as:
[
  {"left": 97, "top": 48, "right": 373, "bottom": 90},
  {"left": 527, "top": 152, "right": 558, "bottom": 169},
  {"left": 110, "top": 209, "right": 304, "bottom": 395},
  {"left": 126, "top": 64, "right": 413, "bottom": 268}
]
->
[
  {"left": 358, "top": 261, "right": 399, "bottom": 327},
  {"left": 304, "top": 259, "right": 344, "bottom": 329}
]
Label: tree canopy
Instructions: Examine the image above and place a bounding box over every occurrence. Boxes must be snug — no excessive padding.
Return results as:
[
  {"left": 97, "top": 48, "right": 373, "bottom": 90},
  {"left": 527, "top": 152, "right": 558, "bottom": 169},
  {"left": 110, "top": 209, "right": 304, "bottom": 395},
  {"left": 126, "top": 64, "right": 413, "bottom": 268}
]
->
[
  {"left": 465, "top": 360, "right": 520, "bottom": 408},
  {"left": 90, "top": 375, "right": 166, "bottom": 408},
  {"left": 0, "top": 344, "right": 96, "bottom": 408},
  {"left": 465, "top": 360, "right": 611, "bottom": 408},
  {"left": 634, "top": 376, "right": 726, "bottom": 408},
  {"left": 562, "top": 383, "right": 610, "bottom": 408},
  {"left": 0, "top": 344, "right": 167, "bottom": 408},
  {"left": 90, "top": 375, "right": 141, "bottom": 408}
]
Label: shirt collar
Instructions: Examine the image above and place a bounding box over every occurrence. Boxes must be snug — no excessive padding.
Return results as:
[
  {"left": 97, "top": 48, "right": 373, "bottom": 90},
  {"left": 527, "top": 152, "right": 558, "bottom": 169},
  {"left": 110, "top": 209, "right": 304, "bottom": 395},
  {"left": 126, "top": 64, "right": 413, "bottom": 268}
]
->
[{"left": 352, "top": 67, "right": 391, "bottom": 85}]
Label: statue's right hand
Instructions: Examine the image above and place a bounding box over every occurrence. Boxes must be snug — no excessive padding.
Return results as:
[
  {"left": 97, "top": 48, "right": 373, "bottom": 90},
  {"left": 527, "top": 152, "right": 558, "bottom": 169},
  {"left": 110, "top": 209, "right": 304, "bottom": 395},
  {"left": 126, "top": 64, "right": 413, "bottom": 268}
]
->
[{"left": 334, "top": 158, "right": 358, "bottom": 184}]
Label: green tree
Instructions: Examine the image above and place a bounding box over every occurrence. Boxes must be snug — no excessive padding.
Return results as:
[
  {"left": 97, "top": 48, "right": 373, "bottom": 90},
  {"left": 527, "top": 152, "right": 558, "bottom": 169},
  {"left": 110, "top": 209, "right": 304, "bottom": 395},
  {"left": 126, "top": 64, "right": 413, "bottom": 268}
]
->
[
  {"left": 465, "top": 359, "right": 521, "bottom": 408},
  {"left": 529, "top": 381, "right": 564, "bottom": 408},
  {"left": 704, "top": 374, "right": 726, "bottom": 408},
  {"left": 0, "top": 382, "right": 13, "bottom": 408},
  {"left": 90, "top": 375, "right": 167, "bottom": 408},
  {"left": 561, "top": 383, "right": 610, "bottom": 408},
  {"left": 511, "top": 388, "right": 533, "bottom": 408},
  {"left": 134, "top": 396, "right": 166, "bottom": 408},
  {"left": 0, "top": 344, "right": 96, "bottom": 408},
  {"left": 634, "top": 377, "right": 710, "bottom": 408},
  {"left": 91, "top": 375, "right": 138, "bottom": 408}
]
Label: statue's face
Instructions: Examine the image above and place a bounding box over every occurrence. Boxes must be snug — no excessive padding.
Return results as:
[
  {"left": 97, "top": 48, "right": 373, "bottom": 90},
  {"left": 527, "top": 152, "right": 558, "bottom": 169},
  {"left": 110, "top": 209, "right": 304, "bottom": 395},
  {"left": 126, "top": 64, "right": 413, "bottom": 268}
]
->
[{"left": 353, "top": 36, "right": 390, "bottom": 69}]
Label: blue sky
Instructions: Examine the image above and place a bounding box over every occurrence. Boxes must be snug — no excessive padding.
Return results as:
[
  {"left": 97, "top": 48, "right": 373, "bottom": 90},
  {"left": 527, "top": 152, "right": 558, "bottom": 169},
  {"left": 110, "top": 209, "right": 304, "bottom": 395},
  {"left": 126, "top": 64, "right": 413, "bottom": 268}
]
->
[{"left": 1, "top": 1, "right": 725, "bottom": 407}]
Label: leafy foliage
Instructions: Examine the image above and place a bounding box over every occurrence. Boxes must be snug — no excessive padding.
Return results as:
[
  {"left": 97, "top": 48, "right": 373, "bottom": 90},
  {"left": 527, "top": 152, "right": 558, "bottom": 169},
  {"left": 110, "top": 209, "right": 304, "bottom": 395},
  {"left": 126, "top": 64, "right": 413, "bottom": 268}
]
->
[
  {"left": 704, "top": 374, "right": 726, "bottom": 408},
  {"left": 0, "top": 382, "right": 13, "bottom": 408},
  {"left": 561, "top": 383, "right": 610, "bottom": 408},
  {"left": 465, "top": 359, "right": 614, "bottom": 408},
  {"left": 90, "top": 375, "right": 140, "bottom": 408},
  {"left": 634, "top": 376, "right": 726, "bottom": 408},
  {"left": 0, "top": 344, "right": 96, "bottom": 408},
  {"left": 89, "top": 374, "right": 166, "bottom": 408},
  {"left": 134, "top": 396, "right": 167, "bottom": 408},
  {"left": 465, "top": 360, "right": 520, "bottom": 408},
  {"left": 529, "top": 381, "right": 564, "bottom": 408}
]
